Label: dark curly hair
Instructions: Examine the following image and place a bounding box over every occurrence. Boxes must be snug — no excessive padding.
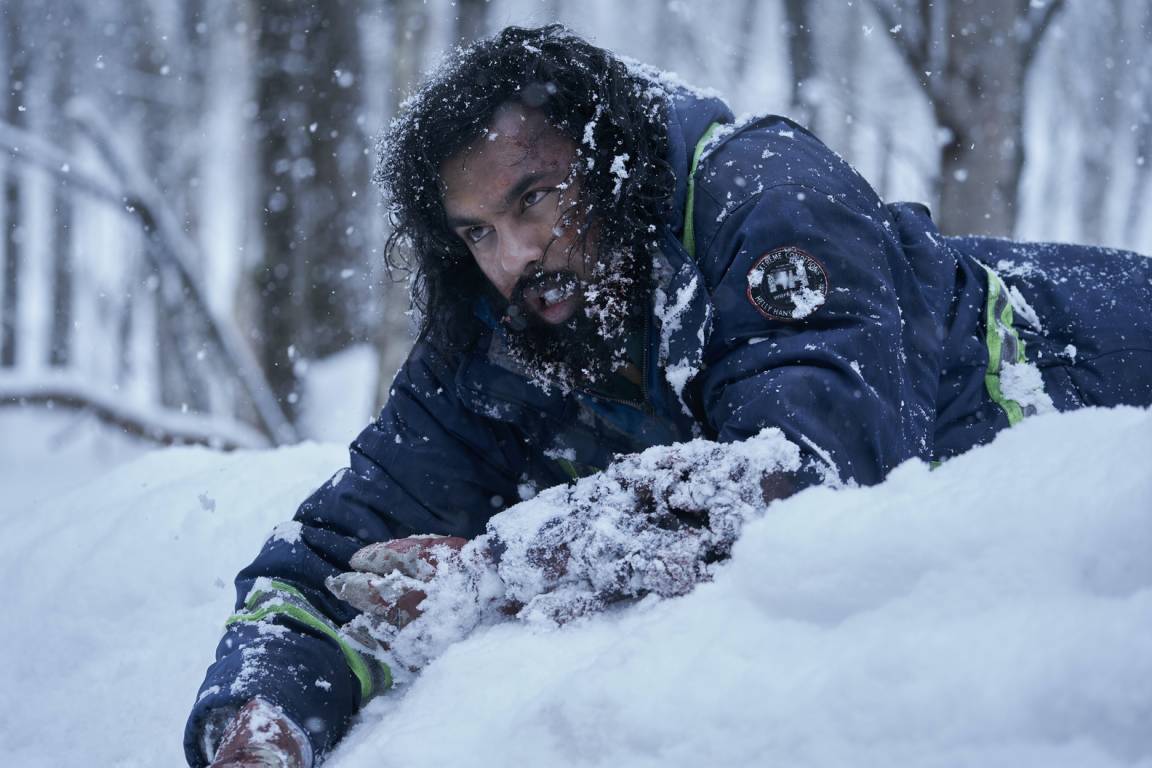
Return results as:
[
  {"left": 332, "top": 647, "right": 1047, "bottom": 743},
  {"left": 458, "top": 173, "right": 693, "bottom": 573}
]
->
[{"left": 376, "top": 25, "right": 675, "bottom": 354}]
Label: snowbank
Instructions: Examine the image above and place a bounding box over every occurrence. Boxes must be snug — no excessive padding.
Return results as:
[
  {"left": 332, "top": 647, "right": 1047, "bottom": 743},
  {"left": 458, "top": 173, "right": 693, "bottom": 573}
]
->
[
  {"left": 0, "top": 408, "right": 150, "bottom": 512},
  {"left": 1, "top": 407, "right": 1150, "bottom": 768},
  {"left": 331, "top": 406, "right": 1152, "bottom": 768},
  {"left": 0, "top": 432, "right": 346, "bottom": 768}
]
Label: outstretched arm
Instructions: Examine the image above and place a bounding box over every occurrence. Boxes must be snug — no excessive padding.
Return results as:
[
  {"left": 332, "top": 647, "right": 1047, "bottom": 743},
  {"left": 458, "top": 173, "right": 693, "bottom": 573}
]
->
[{"left": 185, "top": 343, "right": 527, "bottom": 767}]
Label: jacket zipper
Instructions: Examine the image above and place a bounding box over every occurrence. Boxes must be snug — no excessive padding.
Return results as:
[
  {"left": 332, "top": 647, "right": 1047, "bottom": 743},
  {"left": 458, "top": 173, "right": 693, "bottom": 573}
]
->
[{"left": 576, "top": 317, "right": 653, "bottom": 414}]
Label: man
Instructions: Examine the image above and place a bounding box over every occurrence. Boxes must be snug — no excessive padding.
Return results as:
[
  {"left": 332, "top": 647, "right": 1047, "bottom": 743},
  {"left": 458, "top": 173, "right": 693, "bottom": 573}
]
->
[{"left": 186, "top": 25, "right": 1152, "bottom": 768}]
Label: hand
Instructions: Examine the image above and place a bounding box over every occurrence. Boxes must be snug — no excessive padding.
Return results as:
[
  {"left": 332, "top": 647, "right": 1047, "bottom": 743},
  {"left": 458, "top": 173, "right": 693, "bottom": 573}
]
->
[
  {"left": 327, "top": 535, "right": 516, "bottom": 672},
  {"left": 326, "top": 431, "right": 800, "bottom": 671},
  {"left": 487, "top": 431, "right": 800, "bottom": 624},
  {"left": 208, "top": 698, "right": 311, "bottom": 768},
  {"left": 326, "top": 535, "right": 468, "bottom": 631}
]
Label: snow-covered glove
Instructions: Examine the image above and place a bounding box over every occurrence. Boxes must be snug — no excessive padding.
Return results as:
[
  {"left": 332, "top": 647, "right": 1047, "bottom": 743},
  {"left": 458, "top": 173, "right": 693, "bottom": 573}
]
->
[
  {"left": 488, "top": 430, "right": 803, "bottom": 624},
  {"left": 207, "top": 697, "right": 312, "bottom": 768},
  {"left": 326, "top": 535, "right": 469, "bottom": 631},
  {"left": 328, "top": 429, "right": 803, "bottom": 675},
  {"left": 325, "top": 535, "right": 515, "bottom": 669}
]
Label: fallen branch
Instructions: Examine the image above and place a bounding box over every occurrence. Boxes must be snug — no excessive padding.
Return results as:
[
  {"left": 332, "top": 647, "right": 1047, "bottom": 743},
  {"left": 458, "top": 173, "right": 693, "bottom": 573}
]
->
[
  {"left": 1, "top": 106, "right": 299, "bottom": 446},
  {"left": 0, "top": 375, "right": 269, "bottom": 450}
]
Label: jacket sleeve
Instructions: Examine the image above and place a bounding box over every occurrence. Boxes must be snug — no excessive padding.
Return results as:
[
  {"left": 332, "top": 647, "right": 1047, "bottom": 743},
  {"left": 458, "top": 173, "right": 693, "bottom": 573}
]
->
[
  {"left": 690, "top": 175, "right": 940, "bottom": 488},
  {"left": 184, "top": 343, "right": 526, "bottom": 767}
]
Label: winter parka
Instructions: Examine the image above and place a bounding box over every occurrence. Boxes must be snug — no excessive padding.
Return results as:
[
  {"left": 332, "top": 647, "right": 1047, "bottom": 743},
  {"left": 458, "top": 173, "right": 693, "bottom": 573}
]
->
[{"left": 185, "top": 86, "right": 1152, "bottom": 766}]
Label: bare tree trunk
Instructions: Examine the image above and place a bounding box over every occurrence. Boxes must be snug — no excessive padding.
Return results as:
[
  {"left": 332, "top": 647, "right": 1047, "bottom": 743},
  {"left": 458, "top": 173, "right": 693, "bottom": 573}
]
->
[
  {"left": 877, "top": 125, "right": 895, "bottom": 201},
  {"left": 250, "top": 0, "right": 370, "bottom": 421},
  {"left": 870, "top": 0, "right": 1066, "bottom": 236},
  {"left": 119, "top": 0, "right": 209, "bottom": 411},
  {"left": 301, "top": 1, "right": 370, "bottom": 359},
  {"left": 250, "top": 1, "right": 306, "bottom": 419},
  {"left": 48, "top": 179, "right": 73, "bottom": 367},
  {"left": 729, "top": 0, "right": 760, "bottom": 86},
  {"left": 1126, "top": 123, "right": 1152, "bottom": 248},
  {"left": 934, "top": 0, "right": 1027, "bottom": 236},
  {"left": 1, "top": 0, "right": 27, "bottom": 368},
  {"left": 455, "top": 0, "right": 488, "bottom": 44},
  {"left": 388, "top": 0, "right": 430, "bottom": 108},
  {"left": 653, "top": 2, "right": 699, "bottom": 75},
  {"left": 47, "top": 10, "right": 76, "bottom": 368},
  {"left": 828, "top": 0, "right": 863, "bottom": 160},
  {"left": 1124, "top": 2, "right": 1152, "bottom": 248},
  {"left": 373, "top": 0, "right": 432, "bottom": 410},
  {"left": 1076, "top": 5, "right": 1121, "bottom": 245},
  {"left": 174, "top": 0, "right": 211, "bottom": 238},
  {"left": 783, "top": 0, "right": 816, "bottom": 127},
  {"left": 1, "top": 176, "right": 18, "bottom": 368}
]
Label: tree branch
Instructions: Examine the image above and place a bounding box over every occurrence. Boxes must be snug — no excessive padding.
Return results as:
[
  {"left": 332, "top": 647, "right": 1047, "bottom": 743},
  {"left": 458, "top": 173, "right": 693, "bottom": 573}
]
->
[
  {"left": 1, "top": 112, "right": 298, "bottom": 446},
  {"left": 0, "top": 119, "right": 126, "bottom": 209},
  {"left": 867, "top": 0, "right": 930, "bottom": 79},
  {"left": 64, "top": 99, "right": 299, "bottom": 446},
  {"left": 865, "top": 0, "right": 953, "bottom": 111},
  {"left": 0, "top": 378, "right": 269, "bottom": 450}
]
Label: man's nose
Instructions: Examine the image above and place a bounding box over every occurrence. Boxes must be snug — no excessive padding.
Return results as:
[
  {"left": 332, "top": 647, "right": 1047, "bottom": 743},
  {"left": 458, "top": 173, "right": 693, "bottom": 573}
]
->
[{"left": 498, "top": 228, "right": 547, "bottom": 276}]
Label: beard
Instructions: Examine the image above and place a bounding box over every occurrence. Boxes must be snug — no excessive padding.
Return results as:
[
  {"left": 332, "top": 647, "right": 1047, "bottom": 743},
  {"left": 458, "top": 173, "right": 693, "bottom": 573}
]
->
[{"left": 500, "top": 245, "right": 649, "bottom": 393}]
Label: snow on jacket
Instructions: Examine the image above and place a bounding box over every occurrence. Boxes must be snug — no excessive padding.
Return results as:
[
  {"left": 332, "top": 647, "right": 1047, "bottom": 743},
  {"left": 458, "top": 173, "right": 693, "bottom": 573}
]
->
[{"left": 185, "top": 87, "right": 1152, "bottom": 766}]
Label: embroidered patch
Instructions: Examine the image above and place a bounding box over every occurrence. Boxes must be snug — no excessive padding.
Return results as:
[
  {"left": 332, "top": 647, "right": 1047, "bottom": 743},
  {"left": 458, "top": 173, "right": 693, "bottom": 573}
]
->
[{"left": 746, "top": 246, "right": 830, "bottom": 321}]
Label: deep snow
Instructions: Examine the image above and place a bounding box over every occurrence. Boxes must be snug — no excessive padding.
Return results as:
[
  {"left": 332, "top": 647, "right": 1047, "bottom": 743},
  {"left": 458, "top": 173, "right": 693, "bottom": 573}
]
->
[{"left": 0, "top": 406, "right": 1150, "bottom": 768}]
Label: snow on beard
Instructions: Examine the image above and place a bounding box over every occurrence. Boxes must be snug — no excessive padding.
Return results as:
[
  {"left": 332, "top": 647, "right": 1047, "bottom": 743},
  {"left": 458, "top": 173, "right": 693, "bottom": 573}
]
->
[{"left": 502, "top": 243, "right": 648, "bottom": 394}]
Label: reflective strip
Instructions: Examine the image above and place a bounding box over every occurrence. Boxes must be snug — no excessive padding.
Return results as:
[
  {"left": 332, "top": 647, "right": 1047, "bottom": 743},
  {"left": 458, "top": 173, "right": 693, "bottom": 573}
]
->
[
  {"left": 554, "top": 457, "right": 581, "bottom": 481},
  {"left": 981, "top": 264, "right": 1032, "bottom": 426},
  {"left": 681, "top": 122, "right": 726, "bottom": 259},
  {"left": 553, "top": 457, "right": 602, "bottom": 481},
  {"left": 227, "top": 578, "right": 392, "bottom": 701}
]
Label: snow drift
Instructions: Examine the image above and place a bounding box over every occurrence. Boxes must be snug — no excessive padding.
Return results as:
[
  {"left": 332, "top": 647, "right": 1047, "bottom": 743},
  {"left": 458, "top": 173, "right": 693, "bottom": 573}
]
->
[{"left": 1, "top": 406, "right": 1150, "bottom": 768}]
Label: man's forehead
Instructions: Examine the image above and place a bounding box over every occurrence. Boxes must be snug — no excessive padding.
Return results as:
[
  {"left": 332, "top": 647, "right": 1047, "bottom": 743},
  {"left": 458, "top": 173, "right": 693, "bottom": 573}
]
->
[
  {"left": 488, "top": 103, "right": 551, "bottom": 145},
  {"left": 439, "top": 103, "right": 575, "bottom": 193},
  {"left": 468, "top": 104, "right": 564, "bottom": 171}
]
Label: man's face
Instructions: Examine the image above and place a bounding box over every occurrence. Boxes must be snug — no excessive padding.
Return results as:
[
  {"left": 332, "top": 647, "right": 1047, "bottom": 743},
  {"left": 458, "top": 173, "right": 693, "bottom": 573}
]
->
[{"left": 440, "top": 103, "right": 590, "bottom": 328}]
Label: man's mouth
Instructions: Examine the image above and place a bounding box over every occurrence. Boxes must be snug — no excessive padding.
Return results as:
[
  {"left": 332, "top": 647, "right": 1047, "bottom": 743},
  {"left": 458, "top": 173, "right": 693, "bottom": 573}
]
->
[{"left": 514, "top": 271, "right": 582, "bottom": 325}]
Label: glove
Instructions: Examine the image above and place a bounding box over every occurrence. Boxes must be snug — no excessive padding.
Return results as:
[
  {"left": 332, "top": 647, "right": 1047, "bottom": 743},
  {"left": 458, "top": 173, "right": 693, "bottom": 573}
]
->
[
  {"left": 488, "top": 434, "right": 790, "bottom": 623},
  {"left": 325, "top": 535, "right": 469, "bottom": 631},
  {"left": 327, "top": 534, "right": 514, "bottom": 673},
  {"left": 207, "top": 698, "right": 312, "bottom": 768},
  {"left": 326, "top": 429, "right": 802, "bottom": 674}
]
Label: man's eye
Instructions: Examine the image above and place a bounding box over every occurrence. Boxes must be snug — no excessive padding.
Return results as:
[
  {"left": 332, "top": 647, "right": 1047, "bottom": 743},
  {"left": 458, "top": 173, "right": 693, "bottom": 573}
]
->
[
  {"left": 523, "top": 189, "right": 552, "bottom": 208},
  {"left": 465, "top": 226, "right": 491, "bottom": 244}
]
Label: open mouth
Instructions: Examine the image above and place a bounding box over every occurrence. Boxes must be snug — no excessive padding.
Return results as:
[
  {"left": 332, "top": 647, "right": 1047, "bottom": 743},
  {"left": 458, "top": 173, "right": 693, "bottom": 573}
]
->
[{"left": 516, "top": 271, "right": 582, "bottom": 323}]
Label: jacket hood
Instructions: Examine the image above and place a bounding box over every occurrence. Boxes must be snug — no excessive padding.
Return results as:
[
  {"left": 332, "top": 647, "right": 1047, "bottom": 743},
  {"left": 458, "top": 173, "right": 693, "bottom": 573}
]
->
[{"left": 648, "top": 78, "right": 734, "bottom": 237}]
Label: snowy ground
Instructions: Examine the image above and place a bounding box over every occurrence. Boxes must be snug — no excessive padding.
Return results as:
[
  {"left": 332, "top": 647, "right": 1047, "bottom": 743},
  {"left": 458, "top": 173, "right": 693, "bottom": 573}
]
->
[{"left": 1, "top": 405, "right": 1150, "bottom": 768}]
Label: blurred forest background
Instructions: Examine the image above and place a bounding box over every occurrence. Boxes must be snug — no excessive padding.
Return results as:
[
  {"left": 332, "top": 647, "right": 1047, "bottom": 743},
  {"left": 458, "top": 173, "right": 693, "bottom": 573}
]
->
[{"left": 1, "top": 0, "right": 1149, "bottom": 449}]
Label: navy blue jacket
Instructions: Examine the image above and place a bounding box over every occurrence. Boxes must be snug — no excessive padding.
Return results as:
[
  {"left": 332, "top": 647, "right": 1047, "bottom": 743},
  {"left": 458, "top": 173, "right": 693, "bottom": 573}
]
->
[{"left": 185, "top": 88, "right": 1152, "bottom": 766}]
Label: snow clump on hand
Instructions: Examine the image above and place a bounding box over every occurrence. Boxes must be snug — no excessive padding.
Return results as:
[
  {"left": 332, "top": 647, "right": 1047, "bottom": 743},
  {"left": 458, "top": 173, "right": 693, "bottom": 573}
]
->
[{"left": 337, "top": 428, "right": 801, "bottom": 675}]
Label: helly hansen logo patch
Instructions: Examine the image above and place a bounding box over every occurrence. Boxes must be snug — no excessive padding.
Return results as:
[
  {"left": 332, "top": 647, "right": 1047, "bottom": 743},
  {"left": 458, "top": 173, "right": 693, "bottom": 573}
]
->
[{"left": 746, "top": 246, "right": 830, "bottom": 321}]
